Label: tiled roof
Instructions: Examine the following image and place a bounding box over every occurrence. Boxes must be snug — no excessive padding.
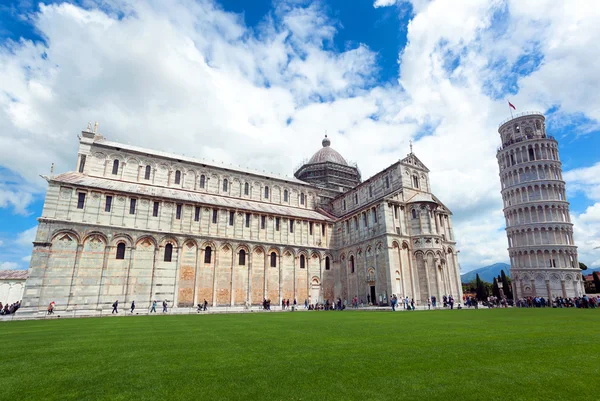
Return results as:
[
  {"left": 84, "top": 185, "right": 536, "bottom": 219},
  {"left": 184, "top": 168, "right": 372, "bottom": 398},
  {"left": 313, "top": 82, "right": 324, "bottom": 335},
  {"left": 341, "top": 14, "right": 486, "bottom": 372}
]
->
[
  {"left": 95, "top": 139, "right": 310, "bottom": 185},
  {"left": 0, "top": 270, "right": 28, "bottom": 280},
  {"left": 50, "top": 172, "right": 334, "bottom": 222}
]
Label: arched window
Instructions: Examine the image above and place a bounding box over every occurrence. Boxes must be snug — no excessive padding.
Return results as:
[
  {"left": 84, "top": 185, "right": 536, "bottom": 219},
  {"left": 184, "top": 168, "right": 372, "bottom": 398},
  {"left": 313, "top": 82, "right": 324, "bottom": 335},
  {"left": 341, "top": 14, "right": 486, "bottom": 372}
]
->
[
  {"left": 174, "top": 170, "right": 181, "bottom": 185},
  {"left": 270, "top": 252, "right": 277, "bottom": 267},
  {"left": 112, "top": 159, "right": 119, "bottom": 175},
  {"left": 223, "top": 179, "right": 228, "bottom": 192},
  {"left": 325, "top": 256, "right": 330, "bottom": 270},
  {"left": 200, "top": 175, "right": 206, "bottom": 188},
  {"left": 244, "top": 182, "right": 249, "bottom": 195},
  {"left": 284, "top": 190, "right": 288, "bottom": 202},
  {"left": 413, "top": 175, "right": 419, "bottom": 188},
  {"left": 144, "top": 165, "right": 151, "bottom": 180},
  {"left": 350, "top": 255, "right": 355, "bottom": 273},
  {"left": 412, "top": 209, "right": 417, "bottom": 219},
  {"left": 204, "top": 246, "right": 212, "bottom": 264},
  {"left": 239, "top": 249, "right": 246, "bottom": 266},
  {"left": 264, "top": 186, "right": 269, "bottom": 199},
  {"left": 300, "top": 193, "right": 305, "bottom": 205},
  {"left": 116, "top": 243, "right": 126, "bottom": 260},
  {"left": 300, "top": 254, "right": 305, "bottom": 269},
  {"left": 164, "top": 243, "right": 173, "bottom": 262}
]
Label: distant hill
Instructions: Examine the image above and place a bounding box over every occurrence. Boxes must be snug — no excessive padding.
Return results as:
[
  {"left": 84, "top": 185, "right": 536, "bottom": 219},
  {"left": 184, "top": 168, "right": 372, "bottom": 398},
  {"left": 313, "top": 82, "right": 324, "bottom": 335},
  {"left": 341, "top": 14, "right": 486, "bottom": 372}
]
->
[
  {"left": 461, "top": 263, "right": 511, "bottom": 283},
  {"left": 583, "top": 267, "right": 600, "bottom": 275}
]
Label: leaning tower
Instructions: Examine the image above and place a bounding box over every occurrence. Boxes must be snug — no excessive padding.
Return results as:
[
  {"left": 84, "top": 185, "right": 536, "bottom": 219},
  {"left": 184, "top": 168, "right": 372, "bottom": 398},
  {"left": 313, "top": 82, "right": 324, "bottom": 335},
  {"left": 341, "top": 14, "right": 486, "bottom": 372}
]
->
[{"left": 497, "top": 112, "right": 584, "bottom": 299}]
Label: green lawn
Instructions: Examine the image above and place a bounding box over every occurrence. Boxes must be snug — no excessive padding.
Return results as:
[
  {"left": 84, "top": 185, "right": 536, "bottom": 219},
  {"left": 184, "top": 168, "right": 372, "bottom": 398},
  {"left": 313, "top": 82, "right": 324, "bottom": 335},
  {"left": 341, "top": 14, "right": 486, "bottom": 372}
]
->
[{"left": 1, "top": 309, "right": 598, "bottom": 401}]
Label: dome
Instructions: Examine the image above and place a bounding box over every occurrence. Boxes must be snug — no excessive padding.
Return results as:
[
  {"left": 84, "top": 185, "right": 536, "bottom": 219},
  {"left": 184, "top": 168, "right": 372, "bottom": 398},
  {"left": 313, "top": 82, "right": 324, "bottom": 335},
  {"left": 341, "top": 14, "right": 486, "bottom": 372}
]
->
[{"left": 308, "top": 135, "right": 348, "bottom": 165}]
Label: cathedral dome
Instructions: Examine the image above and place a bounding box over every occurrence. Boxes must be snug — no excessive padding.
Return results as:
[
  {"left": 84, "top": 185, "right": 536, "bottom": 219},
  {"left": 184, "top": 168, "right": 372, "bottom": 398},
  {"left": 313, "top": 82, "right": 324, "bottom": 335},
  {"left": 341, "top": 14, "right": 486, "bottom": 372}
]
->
[{"left": 308, "top": 135, "right": 348, "bottom": 165}]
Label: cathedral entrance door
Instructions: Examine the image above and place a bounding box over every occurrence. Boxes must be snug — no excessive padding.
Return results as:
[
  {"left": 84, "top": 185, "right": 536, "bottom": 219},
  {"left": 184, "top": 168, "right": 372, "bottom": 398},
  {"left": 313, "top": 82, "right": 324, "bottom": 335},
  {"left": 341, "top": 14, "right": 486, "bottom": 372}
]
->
[{"left": 370, "top": 286, "right": 376, "bottom": 305}]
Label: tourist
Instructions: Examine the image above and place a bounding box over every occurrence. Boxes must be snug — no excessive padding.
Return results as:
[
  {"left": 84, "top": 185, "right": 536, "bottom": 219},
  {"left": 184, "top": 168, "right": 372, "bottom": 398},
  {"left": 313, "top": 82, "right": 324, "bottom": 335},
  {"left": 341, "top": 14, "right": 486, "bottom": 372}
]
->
[
  {"left": 150, "top": 300, "right": 157, "bottom": 313},
  {"left": 204, "top": 299, "right": 208, "bottom": 311},
  {"left": 391, "top": 295, "right": 396, "bottom": 312},
  {"left": 427, "top": 298, "right": 431, "bottom": 310},
  {"left": 286, "top": 299, "right": 290, "bottom": 309},
  {"left": 112, "top": 300, "right": 119, "bottom": 314},
  {"left": 162, "top": 299, "right": 168, "bottom": 313},
  {"left": 130, "top": 300, "right": 135, "bottom": 314},
  {"left": 410, "top": 298, "right": 415, "bottom": 310},
  {"left": 47, "top": 301, "right": 55, "bottom": 315},
  {"left": 304, "top": 299, "right": 308, "bottom": 309}
]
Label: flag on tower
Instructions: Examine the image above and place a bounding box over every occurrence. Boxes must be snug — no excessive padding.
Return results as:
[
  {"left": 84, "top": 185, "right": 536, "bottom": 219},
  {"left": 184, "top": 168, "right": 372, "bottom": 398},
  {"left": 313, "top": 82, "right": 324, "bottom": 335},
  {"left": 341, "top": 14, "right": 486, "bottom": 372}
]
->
[{"left": 508, "top": 101, "right": 516, "bottom": 110}]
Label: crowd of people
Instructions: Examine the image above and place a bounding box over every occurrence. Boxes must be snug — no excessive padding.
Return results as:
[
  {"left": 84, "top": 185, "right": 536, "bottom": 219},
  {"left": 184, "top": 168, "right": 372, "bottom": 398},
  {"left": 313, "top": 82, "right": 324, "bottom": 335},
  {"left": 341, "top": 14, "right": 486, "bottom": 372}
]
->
[
  {"left": 515, "top": 295, "right": 599, "bottom": 308},
  {"left": 16, "top": 292, "right": 600, "bottom": 318},
  {"left": 0, "top": 300, "right": 21, "bottom": 315}
]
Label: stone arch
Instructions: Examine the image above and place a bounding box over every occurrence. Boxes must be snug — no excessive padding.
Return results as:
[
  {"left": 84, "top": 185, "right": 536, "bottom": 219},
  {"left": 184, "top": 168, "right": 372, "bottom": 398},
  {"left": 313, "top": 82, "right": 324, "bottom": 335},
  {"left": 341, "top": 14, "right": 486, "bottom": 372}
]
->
[
  {"left": 282, "top": 247, "right": 295, "bottom": 258},
  {"left": 82, "top": 231, "right": 108, "bottom": 245},
  {"left": 135, "top": 235, "right": 158, "bottom": 248},
  {"left": 111, "top": 233, "right": 133, "bottom": 247},
  {"left": 158, "top": 235, "right": 179, "bottom": 248},
  {"left": 50, "top": 229, "right": 81, "bottom": 245}
]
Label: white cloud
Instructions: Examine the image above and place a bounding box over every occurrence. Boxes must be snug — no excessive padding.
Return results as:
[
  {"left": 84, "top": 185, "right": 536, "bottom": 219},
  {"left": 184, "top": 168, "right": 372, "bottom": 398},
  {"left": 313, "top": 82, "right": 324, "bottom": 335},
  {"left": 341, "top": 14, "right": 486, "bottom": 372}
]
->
[
  {"left": 564, "top": 162, "right": 600, "bottom": 201},
  {"left": 21, "top": 255, "right": 31, "bottom": 263},
  {"left": 15, "top": 226, "right": 37, "bottom": 247},
  {"left": 0, "top": 239, "right": 3, "bottom": 247},
  {"left": 0, "top": 262, "right": 18, "bottom": 270},
  {"left": 571, "top": 203, "right": 600, "bottom": 268},
  {"left": 374, "top": 0, "right": 399, "bottom": 8},
  {"left": 0, "top": 0, "right": 599, "bottom": 272}
]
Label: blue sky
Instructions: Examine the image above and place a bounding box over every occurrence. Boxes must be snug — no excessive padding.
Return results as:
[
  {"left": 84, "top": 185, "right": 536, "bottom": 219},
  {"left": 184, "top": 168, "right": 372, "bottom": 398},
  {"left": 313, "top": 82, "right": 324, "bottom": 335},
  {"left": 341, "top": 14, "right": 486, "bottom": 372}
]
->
[{"left": 1, "top": 0, "right": 600, "bottom": 272}]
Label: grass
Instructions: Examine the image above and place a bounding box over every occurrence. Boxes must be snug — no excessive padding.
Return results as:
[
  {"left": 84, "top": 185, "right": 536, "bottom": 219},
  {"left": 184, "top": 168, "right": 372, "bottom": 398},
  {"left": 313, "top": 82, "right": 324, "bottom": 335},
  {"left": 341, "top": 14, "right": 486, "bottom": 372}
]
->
[{"left": 1, "top": 309, "right": 598, "bottom": 401}]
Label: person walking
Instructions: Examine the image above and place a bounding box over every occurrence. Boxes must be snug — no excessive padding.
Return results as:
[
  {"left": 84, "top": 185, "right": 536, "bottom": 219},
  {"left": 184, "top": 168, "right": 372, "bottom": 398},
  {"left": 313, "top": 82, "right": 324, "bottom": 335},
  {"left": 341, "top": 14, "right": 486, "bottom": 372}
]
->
[
  {"left": 410, "top": 298, "right": 415, "bottom": 310},
  {"left": 130, "top": 300, "right": 135, "bottom": 314},
  {"left": 47, "top": 301, "right": 55, "bottom": 315},
  {"left": 150, "top": 300, "right": 157, "bottom": 313},
  {"left": 286, "top": 299, "right": 290, "bottom": 309},
  {"left": 203, "top": 299, "right": 208, "bottom": 311},
  {"left": 162, "top": 300, "right": 168, "bottom": 313},
  {"left": 304, "top": 299, "right": 308, "bottom": 309},
  {"left": 427, "top": 298, "right": 431, "bottom": 310},
  {"left": 112, "top": 300, "right": 119, "bottom": 314}
]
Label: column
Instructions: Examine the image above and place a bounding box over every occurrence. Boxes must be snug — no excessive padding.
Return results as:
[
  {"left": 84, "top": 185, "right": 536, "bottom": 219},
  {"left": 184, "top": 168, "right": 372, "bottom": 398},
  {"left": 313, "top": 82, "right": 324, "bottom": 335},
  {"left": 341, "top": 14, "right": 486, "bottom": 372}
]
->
[
  {"left": 211, "top": 249, "right": 218, "bottom": 307},
  {"left": 66, "top": 244, "right": 83, "bottom": 311},
  {"left": 230, "top": 250, "right": 235, "bottom": 307},
  {"left": 172, "top": 246, "right": 181, "bottom": 308},
  {"left": 124, "top": 247, "right": 136, "bottom": 306},
  {"left": 247, "top": 251, "right": 252, "bottom": 305},
  {"left": 192, "top": 246, "right": 201, "bottom": 308},
  {"left": 279, "top": 253, "right": 283, "bottom": 306}
]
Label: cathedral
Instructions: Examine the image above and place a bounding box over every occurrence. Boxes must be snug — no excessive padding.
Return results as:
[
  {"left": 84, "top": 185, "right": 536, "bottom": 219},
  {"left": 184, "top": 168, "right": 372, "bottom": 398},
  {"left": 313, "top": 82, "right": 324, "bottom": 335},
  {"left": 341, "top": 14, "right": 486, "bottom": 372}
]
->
[{"left": 19, "top": 125, "right": 462, "bottom": 316}]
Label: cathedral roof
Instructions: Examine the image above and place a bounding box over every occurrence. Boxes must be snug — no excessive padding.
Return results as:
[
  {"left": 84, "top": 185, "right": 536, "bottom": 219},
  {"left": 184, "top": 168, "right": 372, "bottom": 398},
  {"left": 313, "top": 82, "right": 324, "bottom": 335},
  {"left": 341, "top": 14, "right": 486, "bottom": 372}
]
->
[
  {"left": 400, "top": 152, "right": 430, "bottom": 172},
  {"left": 307, "top": 135, "right": 348, "bottom": 165},
  {"left": 48, "top": 172, "right": 334, "bottom": 222},
  {"left": 0, "top": 270, "right": 28, "bottom": 280},
  {"left": 406, "top": 192, "right": 436, "bottom": 204}
]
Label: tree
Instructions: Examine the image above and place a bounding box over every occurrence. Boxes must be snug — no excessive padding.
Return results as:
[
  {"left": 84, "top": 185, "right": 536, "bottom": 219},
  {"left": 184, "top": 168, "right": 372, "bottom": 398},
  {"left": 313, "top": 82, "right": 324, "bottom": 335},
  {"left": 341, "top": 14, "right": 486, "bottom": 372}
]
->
[
  {"left": 579, "top": 262, "right": 588, "bottom": 271},
  {"left": 492, "top": 277, "right": 500, "bottom": 298},
  {"left": 593, "top": 272, "right": 600, "bottom": 293},
  {"left": 475, "top": 273, "right": 488, "bottom": 301},
  {"left": 501, "top": 270, "right": 513, "bottom": 299}
]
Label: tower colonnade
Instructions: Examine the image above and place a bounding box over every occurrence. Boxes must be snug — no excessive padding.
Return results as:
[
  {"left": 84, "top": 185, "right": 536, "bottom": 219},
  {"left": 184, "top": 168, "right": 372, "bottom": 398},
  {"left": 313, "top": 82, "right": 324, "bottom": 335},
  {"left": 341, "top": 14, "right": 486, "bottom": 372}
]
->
[{"left": 497, "top": 112, "right": 584, "bottom": 299}]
